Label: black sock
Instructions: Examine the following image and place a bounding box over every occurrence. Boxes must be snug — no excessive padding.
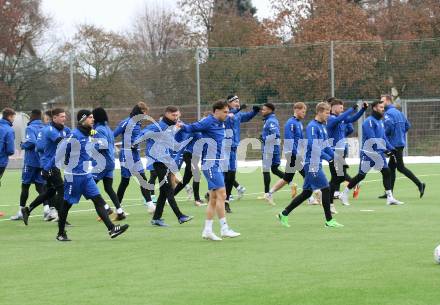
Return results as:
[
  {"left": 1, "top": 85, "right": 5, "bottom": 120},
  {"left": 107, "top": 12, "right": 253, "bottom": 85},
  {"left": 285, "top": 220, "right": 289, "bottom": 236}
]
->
[
  {"left": 20, "top": 184, "right": 31, "bottom": 207},
  {"left": 91, "top": 195, "right": 114, "bottom": 231},
  {"left": 381, "top": 168, "right": 392, "bottom": 191},
  {"left": 193, "top": 181, "right": 201, "bottom": 201},
  {"left": 321, "top": 187, "right": 332, "bottom": 221},
  {"left": 117, "top": 177, "right": 130, "bottom": 203},
  {"left": 102, "top": 177, "right": 121, "bottom": 210},
  {"left": 282, "top": 190, "right": 313, "bottom": 216},
  {"left": 58, "top": 200, "right": 72, "bottom": 235},
  {"left": 263, "top": 172, "right": 271, "bottom": 193}
]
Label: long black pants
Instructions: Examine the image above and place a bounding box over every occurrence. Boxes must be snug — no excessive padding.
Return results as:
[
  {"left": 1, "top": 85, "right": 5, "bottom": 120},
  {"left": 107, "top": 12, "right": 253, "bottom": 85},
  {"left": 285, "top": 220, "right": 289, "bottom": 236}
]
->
[
  {"left": 95, "top": 177, "right": 121, "bottom": 210},
  {"left": 282, "top": 187, "right": 332, "bottom": 221},
  {"left": 152, "top": 162, "right": 184, "bottom": 221},
  {"left": 20, "top": 183, "right": 45, "bottom": 207},
  {"left": 388, "top": 147, "right": 422, "bottom": 191},
  {"left": 263, "top": 165, "right": 285, "bottom": 193},
  {"left": 28, "top": 168, "right": 64, "bottom": 213},
  {"left": 329, "top": 159, "right": 352, "bottom": 203},
  {"left": 117, "top": 172, "right": 152, "bottom": 203},
  {"left": 58, "top": 195, "right": 114, "bottom": 234},
  {"left": 173, "top": 152, "right": 201, "bottom": 201},
  {"left": 348, "top": 167, "right": 392, "bottom": 191}
]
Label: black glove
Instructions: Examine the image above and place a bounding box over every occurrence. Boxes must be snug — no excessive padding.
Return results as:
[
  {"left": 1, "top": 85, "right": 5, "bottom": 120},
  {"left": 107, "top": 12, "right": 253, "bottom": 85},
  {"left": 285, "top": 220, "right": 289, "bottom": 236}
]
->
[
  {"left": 253, "top": 105, "right": 261, "bottom": 112},
  {"left": 352, "top": 104, "right": 359, "bottom": 110},
  {"left": 385, "top": 150, "right": 396, "bottom": 158},
  {"left": 362, "top": 102, "right": 369, "bottom": 110},
  {"left": 239, "top": 104, "right": 247, "bottom": 111}
]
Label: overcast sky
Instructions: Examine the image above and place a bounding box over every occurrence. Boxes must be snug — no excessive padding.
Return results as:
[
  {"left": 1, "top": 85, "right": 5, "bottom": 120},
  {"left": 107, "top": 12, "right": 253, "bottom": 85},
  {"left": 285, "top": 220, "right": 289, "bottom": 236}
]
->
[{"left": 42, "top": 0, "right": 273, "bottom": 41}]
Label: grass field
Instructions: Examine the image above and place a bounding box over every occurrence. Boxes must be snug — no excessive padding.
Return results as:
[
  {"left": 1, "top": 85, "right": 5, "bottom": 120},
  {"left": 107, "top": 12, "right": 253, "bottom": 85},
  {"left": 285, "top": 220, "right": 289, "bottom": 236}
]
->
[{"left": 1, "top": 164, "right": 440, "bottom": 305}]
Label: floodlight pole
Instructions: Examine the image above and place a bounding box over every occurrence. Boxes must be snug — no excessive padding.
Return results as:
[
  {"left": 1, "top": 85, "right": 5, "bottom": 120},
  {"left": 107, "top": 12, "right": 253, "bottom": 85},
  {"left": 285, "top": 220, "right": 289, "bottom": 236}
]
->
[
  {"left": 330, "top": 41, "right": 335, "bottom": 97},
  {"left": 69, "top": 52, "right": 75, "bottom": 129},
  {"left": 196, "top": 48, "right": 201, "bottom": 120}
]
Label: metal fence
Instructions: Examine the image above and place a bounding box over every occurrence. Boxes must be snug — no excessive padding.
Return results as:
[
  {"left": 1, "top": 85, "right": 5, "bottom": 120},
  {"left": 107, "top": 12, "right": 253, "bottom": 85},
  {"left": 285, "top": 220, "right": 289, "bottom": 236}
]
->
[{"left": 3, "top": 39, "right": 440, "bottom": 156}]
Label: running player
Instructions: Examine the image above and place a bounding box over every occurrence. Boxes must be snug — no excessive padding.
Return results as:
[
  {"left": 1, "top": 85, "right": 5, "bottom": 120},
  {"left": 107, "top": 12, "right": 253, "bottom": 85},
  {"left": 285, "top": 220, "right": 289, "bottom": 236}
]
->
[
  {"left": 339, "top": 100, "right": 402, "bottom": 205},
  {"left": 55, "top": 110, "right": 129, "bottom": 241},
  {"left": 277, "top": 102, "right": 344, "bottom": 228}
]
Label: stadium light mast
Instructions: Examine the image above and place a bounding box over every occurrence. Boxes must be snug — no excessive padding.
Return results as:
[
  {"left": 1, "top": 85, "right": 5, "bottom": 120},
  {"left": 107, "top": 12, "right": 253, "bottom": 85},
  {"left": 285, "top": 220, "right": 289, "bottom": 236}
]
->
[{"left": 69, "top": 52, "right": 75, "bottom": 128}]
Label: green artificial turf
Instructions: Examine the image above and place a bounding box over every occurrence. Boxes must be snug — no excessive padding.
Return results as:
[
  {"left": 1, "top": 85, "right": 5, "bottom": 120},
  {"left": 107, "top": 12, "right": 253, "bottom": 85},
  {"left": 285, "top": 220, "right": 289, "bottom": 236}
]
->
[{"left": 0, "top": 164, "right": 439, "bottom": 305}]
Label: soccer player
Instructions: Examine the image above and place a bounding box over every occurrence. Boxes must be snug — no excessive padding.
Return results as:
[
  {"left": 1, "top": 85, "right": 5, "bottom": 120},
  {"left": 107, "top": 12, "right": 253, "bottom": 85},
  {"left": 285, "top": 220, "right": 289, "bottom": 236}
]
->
[
  {"left": 55, "top": 110, "right": 129, "bottom": 241},
  {"left": 379, "top": 94, "right": 425, "bottom": 198},
  {"left": 135, "top": 106, "right": 193, "bottom": 227},
  {"left": 11, "top": 110, "right": 49, "bottom": 221},
  {"left": 259, "top": 103, "right": 284, "bottom": 202},
  {"left": 91, "top": 107, "right": 126, "bottom": 220},
  {"left": 22, "top": 108, "right": 71, "bottom": 224},
  {"left": 223, "top": 95, "right": 260, "bottom": 212},
  {"left": 181, "top": 100, "right": 241, "bottom": 241},
  {"left": 339, "top": 100, "right": 402, "bottom": 205},
  {"left": 0, "top": 108, "right": 16, "bottom": 187},
  {"left": 277, "top": 102, "right": 344, "bottom": 228},
  {"left": 114, "top": 102, "right": 155, "bottom": 214},
  {"left": 326, "top": 98, "right": 368, "bottom": 211},
  {"left": 265, "top": 102, "right": 307, "bottom": 205}
]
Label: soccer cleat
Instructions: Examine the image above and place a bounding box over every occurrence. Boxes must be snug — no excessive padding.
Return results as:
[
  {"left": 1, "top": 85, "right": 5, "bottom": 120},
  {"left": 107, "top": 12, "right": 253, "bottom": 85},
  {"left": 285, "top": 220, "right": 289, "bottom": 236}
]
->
[
  {"left": 237, "top": 186, "right": 246, "bottom": 199},
  {"left": 325, "top": 219, "right": 344, "bottom": 228},
  {"left": 277, "top": 213, "right": 290, "bottom": 228},
  {"left": 333, "top": 191, "right": 340, "bottom": 199},
  {"left": 56, "top": 231, "right": 71, "bottom": 242},
  {"left": 145, "top": 201, "right": 156, "bottom": 214},
  {"left": 178, "top": 215, "right": 194, "bottom": 224},
  {"left": 202, "top": 231, "right": 222, "bottom": 241},
  {"left": 194, "top": 200, "right": 207, "bottom": 207},
  {"left": 21, "top": 207, "right": 30, "bottom": 226},
  {"left": 0, "top": 211, "right": 4, "bottom": 217},
  {"left": 386, "top": 197, "right": 404, "bottom": 205},
  {"left": 229, "top": 194, "right": 235, "bottom": 202},
  {"left": 221, "top": 228, "right": 241, "bottom": 238},
  {"left": 151, "top": 219, "right": 169, "bottom": 227},
  {"left": 109, "top": 224, "right": 129, "bottom": 239},
  {"left": 48, "top": 208, "right": 58, "bottom": 222},
  {"left": 290, "top": 183, "right": 298, "bottom": 198},
  {"left": 264, "top": 193, "right": 276, "bottom": 206},
  {"left": 378, "top": 193, "right": 387, "bottom": 199},
  {"left": 353, "top": 184, "right": 361, "bottom": 199},
  {"left": 314, "top": 190, "right": 322, "bottom": 204},
  {"left": 185, "top": 185, "right": 193, "bottom": 200},
  {"left": 338, "top": 191, "right": 350, "bottom": 206},
  {"left": 107, "top": 208, "right": 114, "bottom": 215},
  {"left": 330, "top": 204, "right": 338, "bottom": 214},
  {"left": 419, "top": 183, "right": 426, "bottom": 198},
  {"left": 10, "top": 211, "right": 23, "bottom": 221},
  {"left": 225, "top": 201, "right": 232, "bottom": 213},
  {"left": 307, "top": 195, "right": 320, "bottom": 205},
  {"left": 113, "top": 212, "right": 126, "bottom": 221}
]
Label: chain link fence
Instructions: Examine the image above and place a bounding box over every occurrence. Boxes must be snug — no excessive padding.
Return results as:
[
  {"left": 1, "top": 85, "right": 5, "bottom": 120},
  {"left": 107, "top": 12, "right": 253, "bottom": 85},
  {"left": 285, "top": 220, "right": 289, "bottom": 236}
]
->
[{"left": 5, "top": 38, "right": 440, "bottom": 159}]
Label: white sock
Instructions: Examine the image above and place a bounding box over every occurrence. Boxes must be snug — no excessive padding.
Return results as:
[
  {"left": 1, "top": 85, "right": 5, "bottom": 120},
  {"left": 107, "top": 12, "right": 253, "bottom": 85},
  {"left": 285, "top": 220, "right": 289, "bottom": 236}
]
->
[
  {"left": 268, "top": 190, "right": 274, "bottom": 196},
  {"left": 104, "top": 204, "right": 110, "bottom": 210},
  {"left": 43, "top": 205, "right": 50, "bottom": 213},
  {"left": 219, "top": 217, "right": 228, "bottom": 231},
  {"left": 146, "top": 201, "right": 153, "bottom": 206},
  {"left": 116, "top": 208, "right": 123, "bottom": 214},
  {"left": 385, "top": 190, "right": 393, "bottom": 198},
  {"left": 204, "top": 219, "right": 213, "bottom": 232},
  {"left": 343, "top": 187, "right": 350, "bottom": 195}
]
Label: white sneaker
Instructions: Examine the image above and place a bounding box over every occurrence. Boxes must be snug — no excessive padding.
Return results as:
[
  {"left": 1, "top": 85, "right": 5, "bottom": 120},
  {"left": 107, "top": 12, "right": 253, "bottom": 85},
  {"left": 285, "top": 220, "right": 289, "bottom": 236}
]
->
[
  {"left": 333, "top": 191, "right": 340, "bottom": 199},
  {"left": 145, "top": 201, "right": 156, "bottom": 214},
  {"left": 307, "top": 195, "right": 319, "bottom": 205},
  {"left": 264, "top": 193, "right": 275, "bottom": 206},
  {"left": 330, "top": 204, "right": 338, "bottom": 214},
  {"left": 48, "top": 208, "right": 59, "bottom": 222},
  {"left": 10, "top": 211, "right": 23, "bottom": 221},
  {"left": 229, "top": 194, "right": 235, "bottom": 202},
  {"left": 338, "top": 191, "right": 350, "bottom": 206},
  {"left": 202, "top": 231, "right": 222, "bottom": 241},
  {"left": 237, "top": 186, "right": 246, "bottom": 199},
  {"left": 185, "top": 185, "right": 193, "bottom": 200},
  {"left": 221, "top": 228, "right": 241, "bottom": 238},
  {"left": 387, "top": 197, "right": 404, "bottom": 205}
]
